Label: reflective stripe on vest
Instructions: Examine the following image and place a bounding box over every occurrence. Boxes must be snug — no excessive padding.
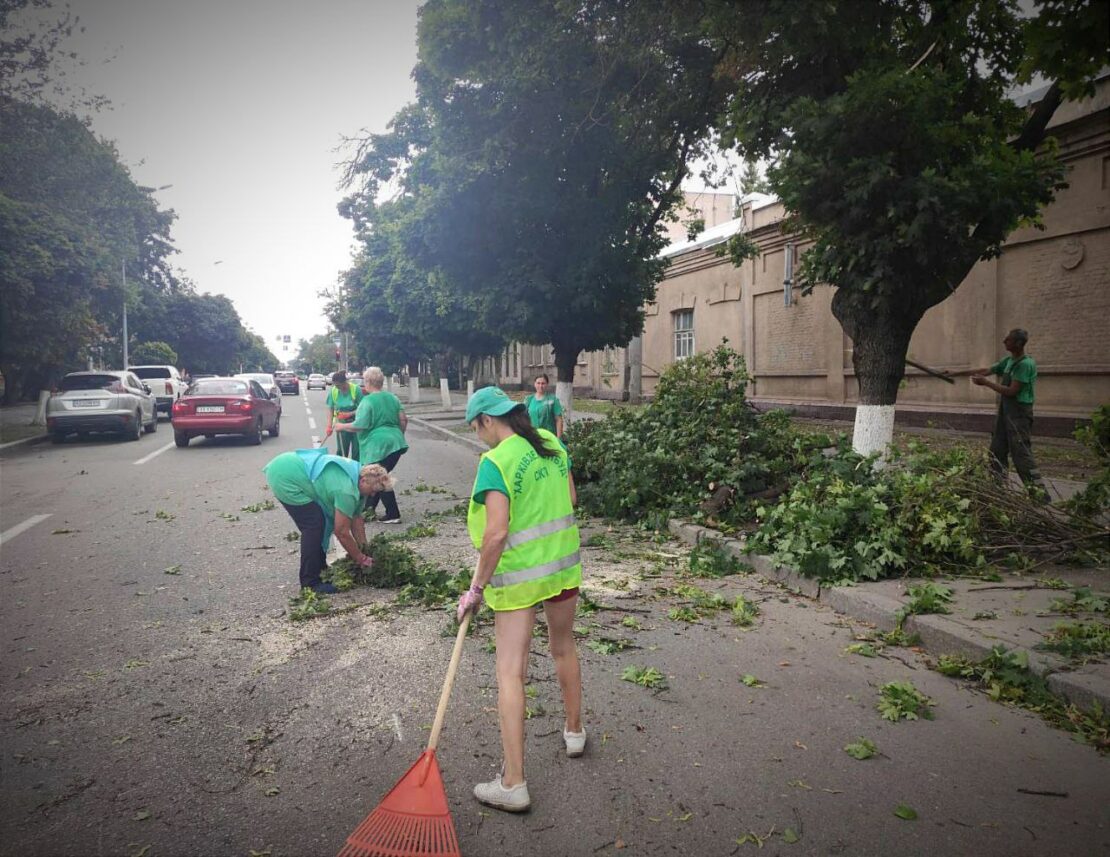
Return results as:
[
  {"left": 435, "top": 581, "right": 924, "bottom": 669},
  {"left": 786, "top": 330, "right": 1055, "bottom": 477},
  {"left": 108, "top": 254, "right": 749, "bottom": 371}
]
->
[{"left": 467, "top": 430, "right": 581, "bottom": 611}]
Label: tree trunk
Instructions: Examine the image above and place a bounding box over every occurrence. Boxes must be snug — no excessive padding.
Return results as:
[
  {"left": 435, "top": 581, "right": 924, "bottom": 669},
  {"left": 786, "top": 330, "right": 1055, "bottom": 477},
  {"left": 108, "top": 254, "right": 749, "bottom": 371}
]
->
[
  {"left": 831, "top": 289, "right": 925, "bottom": 457},
  {"left": 553, "top": 342, "right": 579, "bottom": 420}
]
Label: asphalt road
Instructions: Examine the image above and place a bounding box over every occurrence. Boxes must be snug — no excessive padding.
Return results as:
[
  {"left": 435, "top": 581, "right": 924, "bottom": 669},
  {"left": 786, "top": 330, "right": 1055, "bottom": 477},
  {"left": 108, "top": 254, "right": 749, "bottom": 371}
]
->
[{"left": 0, "top": 391, "right": 1106, "bottom": 857}]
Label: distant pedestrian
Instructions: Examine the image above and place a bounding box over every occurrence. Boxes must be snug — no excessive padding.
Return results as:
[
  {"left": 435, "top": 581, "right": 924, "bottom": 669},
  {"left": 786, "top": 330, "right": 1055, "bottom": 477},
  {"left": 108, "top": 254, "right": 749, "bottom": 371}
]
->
[
  {"left": 525, "top": 373, "right": 564, "bottom": 438},
  {"left": 325, "top": 371, "right": 363, "bottom": 459},
  {"left": 967, "top": 328, "right": 1048, "bottom": 498},
  {"left": 335, "top": 366, "right": 408, "bottom": 523},
  {"left": 457, "top": 386, "right": 584, "bottom": 813},
  {"left": 263, "top": 450, "right": 393, "bottom": 593}
]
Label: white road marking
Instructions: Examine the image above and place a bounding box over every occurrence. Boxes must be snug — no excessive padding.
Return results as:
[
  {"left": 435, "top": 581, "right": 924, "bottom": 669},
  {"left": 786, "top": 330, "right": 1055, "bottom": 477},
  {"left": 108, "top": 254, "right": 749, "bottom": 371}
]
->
[
  {"left": 133, "top": 441, "right": 175, "bottom": 466},
  {"left": 391, "top": 713, "right": 404, "bottom": 742},
  {"left": 0, "top": 514, "right": 52, "bottom": 547},
  {"left": 307, "top": 416, "right": 317, "bottom": 430}
]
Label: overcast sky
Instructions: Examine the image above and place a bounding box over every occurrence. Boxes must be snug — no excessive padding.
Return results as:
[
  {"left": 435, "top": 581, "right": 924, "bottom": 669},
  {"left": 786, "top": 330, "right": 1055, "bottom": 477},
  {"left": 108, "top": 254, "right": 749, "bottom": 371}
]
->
[{"left": 62, "top": 0, "right": 421, "bottom": 358}]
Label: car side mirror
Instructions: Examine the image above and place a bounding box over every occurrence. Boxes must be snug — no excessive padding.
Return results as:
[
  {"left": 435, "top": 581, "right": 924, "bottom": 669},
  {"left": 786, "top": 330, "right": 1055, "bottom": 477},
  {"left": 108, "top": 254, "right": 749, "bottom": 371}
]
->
[
  {"left": 142, "top": 383, "right": 152, "bottom": 394},
  {"left": 271, "top": 391, "right": 280, "bottom": 399}
]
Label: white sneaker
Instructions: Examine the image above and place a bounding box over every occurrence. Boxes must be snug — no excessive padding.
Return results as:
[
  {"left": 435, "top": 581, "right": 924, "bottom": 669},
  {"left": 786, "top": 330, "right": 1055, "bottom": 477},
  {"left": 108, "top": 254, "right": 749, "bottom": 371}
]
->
[
  {"left": 379, "top": 517, "right": 402, "bottom": 525},
  {"left": 473, "top": 774, "right": 531, "bottom": 812},
  {"left": 563, "top": 727, "right": 586, "bottom": 758}
]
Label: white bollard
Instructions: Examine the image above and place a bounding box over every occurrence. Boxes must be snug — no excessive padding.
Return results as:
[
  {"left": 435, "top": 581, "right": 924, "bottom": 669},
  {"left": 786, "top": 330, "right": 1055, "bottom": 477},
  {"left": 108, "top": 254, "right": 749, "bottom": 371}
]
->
[
  {"left": 439, "top": 377, "right": 452, "bottom": 410},
  {"left": 409, "top": 376, "right": 421, "bottom": 404},
  {"left": 32, "top": 390, "right": 50, "bottom": 426}
]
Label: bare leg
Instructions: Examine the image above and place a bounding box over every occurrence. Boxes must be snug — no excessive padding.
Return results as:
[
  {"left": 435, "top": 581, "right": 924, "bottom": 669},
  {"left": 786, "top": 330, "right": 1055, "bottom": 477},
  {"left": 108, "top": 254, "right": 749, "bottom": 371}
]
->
[
  {"left": 543, "top": 594, "right": 583, "bottom": 733},
  {"left": 494, "top": 607, "right": 535, "bottom": 787}
]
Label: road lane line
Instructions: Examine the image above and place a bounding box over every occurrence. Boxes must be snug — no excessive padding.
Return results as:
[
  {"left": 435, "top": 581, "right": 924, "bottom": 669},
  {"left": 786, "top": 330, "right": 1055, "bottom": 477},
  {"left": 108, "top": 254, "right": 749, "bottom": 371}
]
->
[
  {"left": 133, "top": 441, "right": 175, "bottom": 466},
  {"left": 307, "top": 416, "right": 317, "bottom": 430},
  {"left": 391, "top": 713, "right": 404, "bottom": 742},
  {"left": 0, "top": 514, "right": 52, "bottom": 547}
]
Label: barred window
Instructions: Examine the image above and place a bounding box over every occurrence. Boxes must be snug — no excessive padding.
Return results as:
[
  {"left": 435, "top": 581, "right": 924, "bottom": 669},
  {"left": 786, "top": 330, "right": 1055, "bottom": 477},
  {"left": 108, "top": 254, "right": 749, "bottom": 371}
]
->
[{"left": 673, "top": 310, "right": 694, "bottom": 360}]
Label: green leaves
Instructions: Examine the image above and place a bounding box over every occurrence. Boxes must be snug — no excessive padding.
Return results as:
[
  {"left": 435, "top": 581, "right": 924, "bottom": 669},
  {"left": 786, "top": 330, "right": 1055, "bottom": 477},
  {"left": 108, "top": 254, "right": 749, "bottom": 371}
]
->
[
  {"left": 240, "top": 500, "right": 276, "bottom": 513},
  {"left": 740, "top": 674, "right": 764, "bottom": 688},
  {"left": 843, "top": 738, "right": 877, "bottom": 760},
  {"left": 287, "top": 590, "right": 331, "bottom": 622},
  {"left": 877, "top": 682, "right": 934, "bottom": 722},
  {"left": 621, "top": 665, "right": 667, "bottom": 690},
  {"left": 896, "top": 582, "right": 954, "bottom": 623},
  {"left": 893, "top": 805, "right": 918, "bottom": 821}
]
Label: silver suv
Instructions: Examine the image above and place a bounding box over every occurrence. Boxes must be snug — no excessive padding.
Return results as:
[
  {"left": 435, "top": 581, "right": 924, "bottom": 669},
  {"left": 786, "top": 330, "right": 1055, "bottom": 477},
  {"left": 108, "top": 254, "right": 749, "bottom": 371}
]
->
[{"left": 47, "top": 371, "right": 159, "bottom": 443}]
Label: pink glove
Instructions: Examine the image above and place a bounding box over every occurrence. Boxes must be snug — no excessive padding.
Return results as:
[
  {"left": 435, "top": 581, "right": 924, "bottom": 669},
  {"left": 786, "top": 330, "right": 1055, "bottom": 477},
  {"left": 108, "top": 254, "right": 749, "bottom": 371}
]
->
[{"left": 457, "top": 584, "right": 484, "bottom": 623}]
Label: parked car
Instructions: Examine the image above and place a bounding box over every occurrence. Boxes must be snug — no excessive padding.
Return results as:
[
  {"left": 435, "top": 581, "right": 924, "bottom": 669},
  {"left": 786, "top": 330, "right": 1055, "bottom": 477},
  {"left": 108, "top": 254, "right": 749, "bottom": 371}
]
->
[
  {"left": 307, "top": 373, "right": 327, "bottom": 390},
  {"left": 47, "top": 370, "right": 158, "bottom": 443},
  {"left": 129, "top": 365, "right": 188, "bottom": 418},
  {"left": 274, "top": 370, "right": 300, "bottom": 395},
  {"left": 171, "top": 377, "right": 281, "bottom": 447},
  {"left": 234, "top": 373, "right": 282, "bottom": 412}
]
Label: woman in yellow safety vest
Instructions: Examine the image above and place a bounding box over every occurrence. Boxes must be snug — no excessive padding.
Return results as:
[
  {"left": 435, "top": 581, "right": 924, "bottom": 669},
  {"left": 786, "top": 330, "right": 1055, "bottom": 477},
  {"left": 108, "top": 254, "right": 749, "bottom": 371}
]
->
[
  {"left": 324, "top": 371, "right": 363, "bottom": 459},
  {"left": 457, "top": 386, "right": 584, "bottom": 813}
]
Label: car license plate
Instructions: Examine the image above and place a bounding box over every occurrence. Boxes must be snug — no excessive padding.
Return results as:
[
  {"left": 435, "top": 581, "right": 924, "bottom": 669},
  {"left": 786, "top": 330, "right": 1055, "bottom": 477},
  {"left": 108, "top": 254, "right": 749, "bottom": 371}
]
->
[
  {"left": 72, "top": 399, "right": 100, "bottom": 408},
  {"left": 197, "top": 405, "right": 224, "bottom": 414}
]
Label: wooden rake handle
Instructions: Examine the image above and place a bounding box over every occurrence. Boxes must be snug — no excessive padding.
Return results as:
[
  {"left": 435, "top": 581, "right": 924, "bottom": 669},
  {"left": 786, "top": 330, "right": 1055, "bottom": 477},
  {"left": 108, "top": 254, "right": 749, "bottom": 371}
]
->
[{"left": 426, "top": 612, "right": 471, "bottom": 753}]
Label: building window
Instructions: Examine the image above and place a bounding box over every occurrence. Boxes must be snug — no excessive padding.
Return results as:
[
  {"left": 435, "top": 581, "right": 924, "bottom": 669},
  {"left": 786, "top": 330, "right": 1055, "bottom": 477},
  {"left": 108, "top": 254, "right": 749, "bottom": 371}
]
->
[{"left": 673, "top": 310, "right": 694, "bottom": 360}]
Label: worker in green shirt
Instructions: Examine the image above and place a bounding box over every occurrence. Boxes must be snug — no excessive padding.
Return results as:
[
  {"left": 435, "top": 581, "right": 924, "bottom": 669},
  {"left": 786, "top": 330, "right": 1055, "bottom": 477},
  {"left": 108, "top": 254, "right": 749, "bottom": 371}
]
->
[
  {"left": 335, "top": 366, "right": 408, "bottom": 523},
  {"left": 967, "top": 328, "right": 1048, "bottom": 498},
  {"left": 264, "top": 449, "right": 394, "bottom": 593},
  {"left": 325, "top": 371, "right": 363, "bottom": 459},
  {"left": 525, "top": 373, "right": 564, "bottom": 437}
]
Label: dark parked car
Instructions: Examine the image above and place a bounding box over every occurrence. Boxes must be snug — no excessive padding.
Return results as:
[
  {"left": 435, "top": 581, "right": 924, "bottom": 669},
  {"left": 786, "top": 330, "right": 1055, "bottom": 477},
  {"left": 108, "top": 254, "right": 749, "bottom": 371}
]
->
[
  {"left": 171, "top": 377, "right": 281, "bottom": 447},
  {"left": 274, "top": 370, "right": 300, "bottom": 395}
]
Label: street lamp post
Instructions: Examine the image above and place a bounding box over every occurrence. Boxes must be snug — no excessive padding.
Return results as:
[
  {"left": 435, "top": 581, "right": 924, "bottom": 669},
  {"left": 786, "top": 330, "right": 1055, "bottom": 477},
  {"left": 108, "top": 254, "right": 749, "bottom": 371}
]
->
[{"left": 122, "top": 259, "right": 129, "bottom": 368}]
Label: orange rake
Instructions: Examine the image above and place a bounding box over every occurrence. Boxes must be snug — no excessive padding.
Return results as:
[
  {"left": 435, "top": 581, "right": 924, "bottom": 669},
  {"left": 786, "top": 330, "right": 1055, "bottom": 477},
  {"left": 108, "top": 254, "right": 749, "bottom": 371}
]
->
[{"left": 338, "top": 613, "right": 472, "bottom": 857}]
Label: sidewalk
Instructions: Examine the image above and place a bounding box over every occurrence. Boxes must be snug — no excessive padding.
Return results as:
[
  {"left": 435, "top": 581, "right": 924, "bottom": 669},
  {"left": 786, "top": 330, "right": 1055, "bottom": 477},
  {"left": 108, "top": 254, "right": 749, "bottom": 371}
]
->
[
  {"left": 413, "top": 387, "right": 1108, "bottom": 715},
  {"left": 0, "top": 400, "right": 47, "bottom": 449}
]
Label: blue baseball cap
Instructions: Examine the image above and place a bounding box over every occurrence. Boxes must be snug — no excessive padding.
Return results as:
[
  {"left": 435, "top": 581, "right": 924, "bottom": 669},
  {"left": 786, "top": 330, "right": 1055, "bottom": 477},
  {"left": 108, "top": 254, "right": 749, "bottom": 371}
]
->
[{"left": 465, "top": 386, "right": 521, "bottom": 423}]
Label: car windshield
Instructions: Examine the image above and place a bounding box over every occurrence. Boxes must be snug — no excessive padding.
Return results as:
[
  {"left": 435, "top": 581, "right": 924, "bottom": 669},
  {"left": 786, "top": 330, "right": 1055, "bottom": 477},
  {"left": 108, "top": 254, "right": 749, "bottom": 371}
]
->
[
  {"left": 238, "top": 374, "right": 274, "bottom": 385},
  {"left": 60, "top": 374, "right": 120, "bottom": 391},
  {"left": 191, "top": 380, "right": 248, "bottom": 396},
  {"left": 131, "top": 367, "right": 172, "bottom": 379}
]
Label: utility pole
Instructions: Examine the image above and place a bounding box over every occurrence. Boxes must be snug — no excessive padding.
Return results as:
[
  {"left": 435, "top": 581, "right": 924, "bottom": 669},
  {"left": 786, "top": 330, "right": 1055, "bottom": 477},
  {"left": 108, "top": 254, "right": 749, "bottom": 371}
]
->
[{"left": 122, "top": 259, "right": 129, "bottom": 368}]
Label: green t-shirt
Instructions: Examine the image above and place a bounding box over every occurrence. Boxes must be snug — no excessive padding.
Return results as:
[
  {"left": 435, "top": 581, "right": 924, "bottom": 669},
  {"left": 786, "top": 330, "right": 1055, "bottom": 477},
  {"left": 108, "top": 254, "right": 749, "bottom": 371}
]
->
[
  {"left": 989, "top": 354, "right": 1036, "bottom": 405},
  {"left": 472, "top": 437, "right": 572, "bottom": 504},
  {"left": 353, "top": 390, "right": 409, "bottom": 465},
  {"left": 264, "top": 453, "right": 360, "bottom": 517},
  {"left": 526, "top": 393, "right": 564, "bottom": 434},
  {"left": 328, "top": 384, "right": 363, "bottom": 420}
]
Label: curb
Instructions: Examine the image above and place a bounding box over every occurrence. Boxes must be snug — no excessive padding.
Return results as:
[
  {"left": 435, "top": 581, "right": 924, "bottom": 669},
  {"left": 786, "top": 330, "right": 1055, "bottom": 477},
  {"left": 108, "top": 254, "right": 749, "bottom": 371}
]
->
[
  {"left": 0, "top": 432, "right": 49, "bottom": 452},
  {"left": 408, "top": 415, "right": 485, "bottom": 454},
  {"left": 666, "top": 518, "right": 1108, "bottom": 714}
]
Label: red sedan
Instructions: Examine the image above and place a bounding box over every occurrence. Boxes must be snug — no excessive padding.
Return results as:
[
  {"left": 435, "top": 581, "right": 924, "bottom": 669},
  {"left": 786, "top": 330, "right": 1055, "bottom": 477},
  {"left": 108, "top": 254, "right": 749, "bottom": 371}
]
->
[{"left": 171, "top": 377, "right": 281, "bottom": 447}]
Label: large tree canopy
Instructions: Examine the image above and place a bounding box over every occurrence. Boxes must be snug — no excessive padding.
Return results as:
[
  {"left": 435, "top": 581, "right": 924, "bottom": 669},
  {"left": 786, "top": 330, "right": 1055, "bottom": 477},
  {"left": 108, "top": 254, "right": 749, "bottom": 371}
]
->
[{"left": 342, "top": 0, "right": 727, "bottom": 386}]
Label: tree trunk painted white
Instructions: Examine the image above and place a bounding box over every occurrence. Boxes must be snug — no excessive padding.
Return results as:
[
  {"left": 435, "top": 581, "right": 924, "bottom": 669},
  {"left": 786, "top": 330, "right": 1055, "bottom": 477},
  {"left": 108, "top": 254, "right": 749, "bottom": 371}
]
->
[
  {"left": 466, "top": 379, "right": 474, "bottom": 401},
  {"left": 408, "top": 376, "right": 420, "bottom": 404},
  {"left": 555, "top": 380, "right": 573, "bottom": 422},
  {"left": 852, "top": 404, "right": 896, "bottom": 460},
  {"left": 439, "top": 377, "right": 451, "bottom": 409},
  {"left": 627, "top": 336, "right": 642, "bottom": 403},
  {"left": 32, "top": 390, "right": 49, "bottom": 425}
]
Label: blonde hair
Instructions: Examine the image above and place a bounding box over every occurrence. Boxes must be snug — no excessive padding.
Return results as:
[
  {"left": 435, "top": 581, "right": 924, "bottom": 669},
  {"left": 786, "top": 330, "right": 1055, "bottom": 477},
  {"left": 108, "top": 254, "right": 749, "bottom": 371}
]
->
[
  {"left": 363, "top": 366, "right": 385, "bottom": 389},
  {"left": 359, "top": 463, "right": 395, "bottom": 491}
]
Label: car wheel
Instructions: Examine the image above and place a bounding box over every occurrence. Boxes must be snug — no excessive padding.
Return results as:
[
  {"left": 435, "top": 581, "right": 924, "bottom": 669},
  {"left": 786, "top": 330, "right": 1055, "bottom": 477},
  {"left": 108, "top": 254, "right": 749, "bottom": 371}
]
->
[
  {"left": 145, "top": 410, "right": 158, "bottom": 433},
  {"left": 248, "top": 419, "right": 263, "bottom": 445},
  {"left": 128, "top": 410, "right": 143, "bottom": 441},
  {"left": 174, "top": 431, "right": 190, "bottom": 448},
  {"left": 269, "top": 414, "right": 281, "bottom": 437}
]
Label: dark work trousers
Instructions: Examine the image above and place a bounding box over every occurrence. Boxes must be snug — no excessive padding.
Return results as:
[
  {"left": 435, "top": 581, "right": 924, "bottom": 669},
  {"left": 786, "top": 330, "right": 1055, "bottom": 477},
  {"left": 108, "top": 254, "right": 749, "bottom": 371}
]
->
[
  {"left": 280, "top": 500, "right": 327, "bottom": 588},
  {"left": 335, "top": 422, "right": 359, "bottom": 460},
  {"left": 366, "top": 448, "right": 405, "bottom": 520},
  {"left": 989, "top": 398, "right": 1046, "bottom": 492}
]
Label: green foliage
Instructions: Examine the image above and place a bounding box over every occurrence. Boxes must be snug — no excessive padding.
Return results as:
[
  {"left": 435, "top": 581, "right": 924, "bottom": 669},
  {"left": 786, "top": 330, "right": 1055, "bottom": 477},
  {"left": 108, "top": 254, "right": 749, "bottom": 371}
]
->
[
  {"left": 620, "top": 616, "right": 643, "bottom": 631},
  {"left": 240, "top": 500, "right": 275, "bottom": 513},
  {"left": 586, "top": 636, "right": 632, "bottom": 656},
  {"left": 1066, "top": 404, "right": 1110, "bottom": 518},
  {"left": 896, "top": 582, "right": 954, "bottom": 624},
  {"left": 668, "top": 606, "right": 700, "bottom": 624},
  {"left": 1036, "top": 621, "right": 1110, "bottom": 661},
  {"left": 740, "top": 674, "right": 764, "bottom": 688},
  {"left": 843, "top": 738, "right": 877, "bottom": 760},
  {"left": 129, "top": 341, "right": 178, "bottom": 367},
  {"left": 1049, "top": 587, "right": 1108, "bottom": 615},
  {"left": 568, "top": 345, "right": 805, "bottom": 525},
  {"left": 621, "top": 665, "right": 667, "bottom": 690},
  {"left": 877, "top": 681, "right": 934, "bottom": 722},
  {"left": 688, "top": 541, "right": 751, "bottom": 578},
  {"left": 288, "top": 589, "right": 331, "bottom": 622},
  {"left": 730, "top": 595, "right": 759, "bottom": 627},
  {"left": 844, "top": 642, "right": 878, "bottom": 658},
  {"left": 400, "top": 522, "right": 438, "bottom": 539},
  {"left": 936, "top": 646, "right": 1109, "bottom": 752},
  {"left": 324, "top": 535, "right": 466, "bottom": 607}
]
